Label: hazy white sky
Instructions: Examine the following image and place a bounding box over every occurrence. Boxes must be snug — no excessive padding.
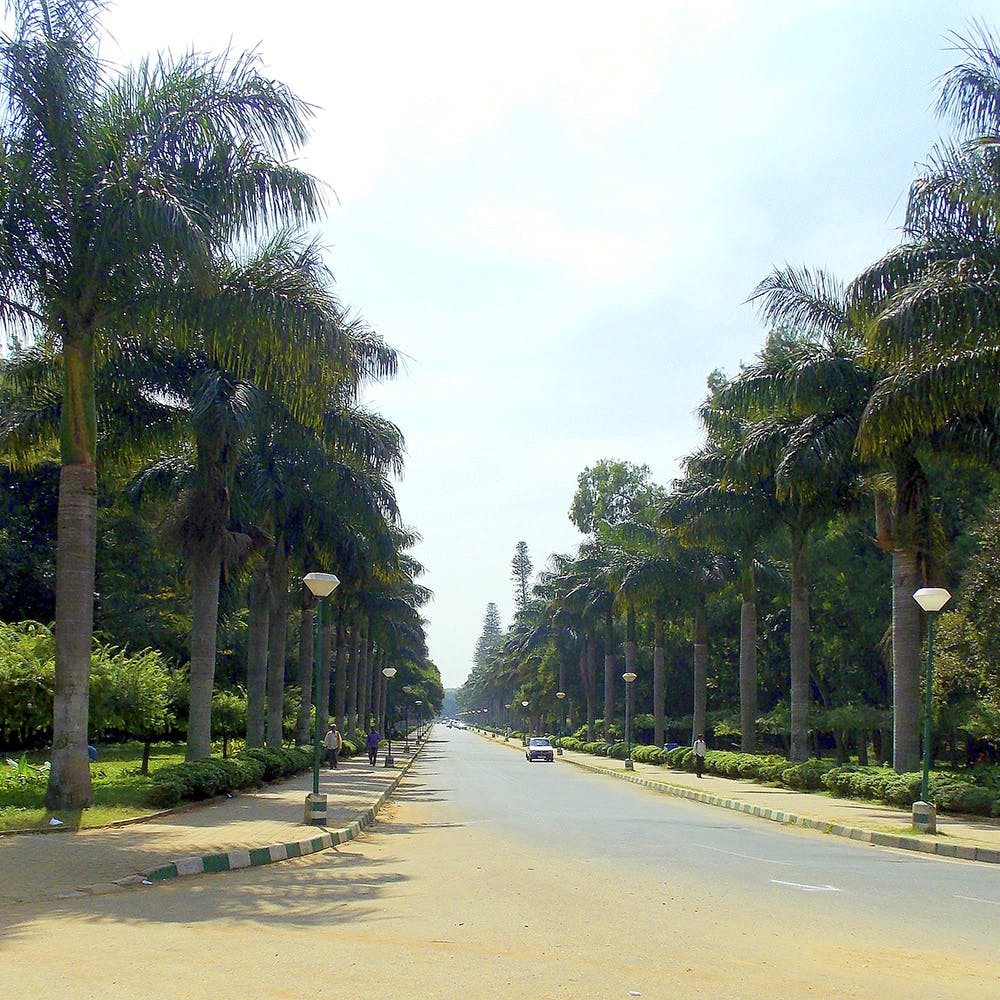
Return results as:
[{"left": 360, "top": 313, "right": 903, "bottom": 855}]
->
[{"left": 103, "top": 0, "right": 991, "bottom": 688}]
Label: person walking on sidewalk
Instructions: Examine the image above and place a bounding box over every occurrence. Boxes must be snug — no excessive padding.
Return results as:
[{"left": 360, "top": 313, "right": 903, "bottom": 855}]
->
[
  {"left": 324, "top": 724, "right": 342, "bottom": 769},
  {"left": 366, "top": 726, "right": 381, "bottom": 766},
  {"left": 693, "top": 734, "right": 707, "bottom": 778}
]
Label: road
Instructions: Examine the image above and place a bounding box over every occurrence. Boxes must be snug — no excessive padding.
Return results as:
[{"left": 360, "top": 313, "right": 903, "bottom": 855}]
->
[{"left": 3, "top": 727, "right": 999, "bottom": 999}]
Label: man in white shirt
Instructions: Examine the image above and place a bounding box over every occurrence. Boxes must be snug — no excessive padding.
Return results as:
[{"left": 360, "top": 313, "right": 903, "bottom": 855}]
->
[
  {"left": 324, "top": 724, "right": 342, "bottom": 769},
  {"left": 693, "top": 734, "right": 707, "bottom": 778}
]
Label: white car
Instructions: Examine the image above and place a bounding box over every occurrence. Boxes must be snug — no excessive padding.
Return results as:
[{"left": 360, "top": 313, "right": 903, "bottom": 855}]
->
[{"left": 525, "top": 737, "right": 554, "bottom": 762}]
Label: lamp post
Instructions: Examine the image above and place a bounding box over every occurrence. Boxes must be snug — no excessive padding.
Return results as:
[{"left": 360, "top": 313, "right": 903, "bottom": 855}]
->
[
  {"left": 303, "top": 572, "right": 340, "bottom": 824},
  {"left": 415, "top": 700, "right": 423, "bottom": 743},
  {"left": 521, "top": 700, "right": 529, "bottom": 745},
  {"left": 382, "top": 667, "right": 397, "bottom": 767},
  {"left": 504, "top": 704, "right": 511, "bottom": 740},
  {"left": 912, "top": 587, "right": 951, "bottom": 833},
  {"left": 623, "top": 672, "right": 637, "bottom": 770},
  {"left": 556, "top": 691, "right": 566, "bottom": 755}
]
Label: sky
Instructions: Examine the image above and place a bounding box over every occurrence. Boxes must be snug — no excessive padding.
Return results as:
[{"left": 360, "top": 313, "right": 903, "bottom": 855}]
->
[{"left": 99, "top": 0, "right": 993, "bottom": 688}]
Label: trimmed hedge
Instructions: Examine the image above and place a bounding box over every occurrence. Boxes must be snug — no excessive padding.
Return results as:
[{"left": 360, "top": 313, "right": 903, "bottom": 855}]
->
[
  {"left": 545, "top": 737, "right": 999, "bottom": 818},
  {"left": 823, "top": 765, "right": 997, "bottom": 816},
  {"left": 149, "top": 744, "right": 312, "bottom": 808}
]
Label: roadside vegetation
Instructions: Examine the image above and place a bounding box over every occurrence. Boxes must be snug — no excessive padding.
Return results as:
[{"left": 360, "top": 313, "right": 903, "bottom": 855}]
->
[{"left": 0, "top": 0, "right": 443, "bottom": 822}]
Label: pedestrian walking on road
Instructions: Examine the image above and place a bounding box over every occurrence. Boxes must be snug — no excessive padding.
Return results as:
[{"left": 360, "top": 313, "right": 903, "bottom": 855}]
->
[
  {"left": 366, "top": 726, "right": 381, "bottom": 767},
  {"left": 693, "top": 734, "right": 707, "bottom": 778},
  {"left": 324, "top": 724, "right": 342, "bottom": 769}
]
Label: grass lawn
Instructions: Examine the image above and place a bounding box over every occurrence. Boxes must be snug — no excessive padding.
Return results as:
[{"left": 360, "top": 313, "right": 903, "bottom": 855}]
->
[{"left": 0, "top": 741, "right": 190, "bottom": 832}]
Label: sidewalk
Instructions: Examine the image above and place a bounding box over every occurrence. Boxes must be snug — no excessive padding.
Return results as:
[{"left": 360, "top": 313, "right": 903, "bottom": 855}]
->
[
  {"left": 487, "top": 733, "right": 1000, "bottom": 865},
  {"left": 0, "top": 742, "right": 422, "bottom": 905}
]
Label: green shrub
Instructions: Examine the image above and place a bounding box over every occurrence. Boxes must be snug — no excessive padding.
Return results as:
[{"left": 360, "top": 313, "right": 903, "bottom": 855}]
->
[
  {"left": 664, "top": 746, "right": 691, "bottom": 768},
  {"left": 778, "top": 760, "right": 832, "bottom": 790},
  {"left": 631, "top": 745, "right": 666, "bottom": 765},
  {"left": 931, "top": 780, "right": 995, "bottom": 816},
  {"left": 148, "top": 745, "right": 311, "bottom": 808},
  {"left": 608, "top": 742, "right": 630, "bottom": 760},
  {"left": 883, "top": 773, "right": 924, "bottom": 809},
  {"left": 757, "top": 759, "right": 796, "bottom": 783}
]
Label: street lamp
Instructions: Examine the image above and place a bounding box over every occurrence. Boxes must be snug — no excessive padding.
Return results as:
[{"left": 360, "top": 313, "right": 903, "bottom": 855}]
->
[
  {"left": 303, "top": 572, "right": 340, "bottom": 824},
  {"left": 415, "top": 700, "right": 423, "bottom": 743},
  {"left": 382, "top": 667, "right": 397, "bottom": 767},
  {"left": 912, "top": 587, "right": 951, "bottom": 832},
  {"left": 521, "top": 700, "right": 529, "bottom": 745},
  {"left": 556, "top": 691, "right": 566, "bottom": 754},
  {"left": 622, "top": 672, "right": 637, "bottom": 770}
]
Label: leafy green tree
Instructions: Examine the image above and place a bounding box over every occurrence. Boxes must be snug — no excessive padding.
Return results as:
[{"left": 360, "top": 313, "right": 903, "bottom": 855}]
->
[
  {"left": 570, "top": 460, "right": 654, "bottom": 536},
  {"left": 211, "top": 687, "right": 248, "bottom": 759}
]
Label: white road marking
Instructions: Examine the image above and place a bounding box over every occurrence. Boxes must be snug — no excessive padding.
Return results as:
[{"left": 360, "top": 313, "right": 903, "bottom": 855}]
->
[
  {"left": 771, "top": 879, "right": 840, "bottom": 892},
  {"left": 697, "top": 844, "right": 794, "bottom": 865},
  {"left": 954, "top": 894, "right": 1000, "bottom": 907}
]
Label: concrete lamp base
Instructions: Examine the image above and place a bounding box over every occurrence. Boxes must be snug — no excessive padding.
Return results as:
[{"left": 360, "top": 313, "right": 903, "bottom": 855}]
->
[
  {"left": 384, "top": 755, "right": 395, "bottom": 768},
  {"left": 305, "top": 792, "right": 328, "bottom": 825},
  {"left": 912, "top": 800, "right": 937, "bottom": 834},
  {"left": 624, "top": 759, "right": 634, "bottom": 771}
]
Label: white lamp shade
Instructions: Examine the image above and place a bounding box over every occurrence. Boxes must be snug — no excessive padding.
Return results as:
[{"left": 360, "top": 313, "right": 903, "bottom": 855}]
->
[
  {"left": 913, "top": 587, "right": 951, "bottom": 613},
  {"left": 556, "top": 691, "right": 566, "bottom": 699},
  {"left": 622, "top": 672, "right": 637, "bottom": 683},
  {"left": 382, "top": 667, "right": 397, "bottom": 679},
  {"left": 303, "top": 572, "right": 340, "bottom": 598}
]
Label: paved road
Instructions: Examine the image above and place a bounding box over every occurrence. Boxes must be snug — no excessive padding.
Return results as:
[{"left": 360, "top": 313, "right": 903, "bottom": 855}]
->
[
  {"left": 453, "top": 730, "right": 1000, "bottom": 936},
  {"left": 4, "top": 729, "right": 999, "bottom": 999}
]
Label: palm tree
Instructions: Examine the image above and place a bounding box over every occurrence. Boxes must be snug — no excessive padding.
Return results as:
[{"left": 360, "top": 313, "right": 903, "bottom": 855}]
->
[
  {"left": 666, "top": 452, "right": 778, "bottom": 752},
  {"left": 0, "top": 2, "right": 324, "bottom": 806},
  {"left": 752, "top": 265, "right": 964, "bottom": 771},
  {"left": 709, "top": 324, "right": 863, "bottom": 760}
]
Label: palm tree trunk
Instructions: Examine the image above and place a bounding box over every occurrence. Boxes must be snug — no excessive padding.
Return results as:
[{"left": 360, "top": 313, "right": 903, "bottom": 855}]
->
[
  {"left": 357, "top": 617, "right": 371, "bottom": 728},
  {"left": 46, "top": 462, "right": 97, "bottom": 810},
  {"left": 739, "top": 564, "right": 758, "bottom": 753},
  {"left": 265, "top": 546, "right": 289, "bottom": 747},
  {"left": 579, "top": 634, "right": 597, "bottom": 740},
  {"left": 245, "top": 572, "right": 270, "bottom": 748},
  {"left": 692, "top": 600, "right": 708, "bottom": 746},
  {"left": 320, "top": 611, "right": 332, "bottom": 733},
  {"left": 346, "top": 616, "right": 362, "bottom": 737},
  {"left": 296, "top": 603, "right": 314, "bottom": 744},
  {"left": 892, "top": 547, "right": 923, "bottom": 772},
  {"left": 603, "top": 609, "right": 615, "bottom": 739},
  {"left": 653, "top": 612, "right": 665, "bottom": 748},
  {"left": 187, "top": 550, "right": 222, "bottom": 760},
  {"left": 334, "top": 610, "right": 349, "bottom": 733},
  {"left": 789, "top": 523, "right": 811, "bottom": 762}
]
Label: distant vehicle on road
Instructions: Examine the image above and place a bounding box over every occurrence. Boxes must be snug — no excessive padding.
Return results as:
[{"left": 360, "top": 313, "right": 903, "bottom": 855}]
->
[{"left": 525, "top": 737, "right": 554, "bottom": 762}]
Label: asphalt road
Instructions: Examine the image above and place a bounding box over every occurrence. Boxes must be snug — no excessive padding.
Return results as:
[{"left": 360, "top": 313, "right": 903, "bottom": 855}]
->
[
  {"left": 446, "top": 728, "right": 1000, "bottom": 934},
  {"left": 4, "top": 727, "right": 999, "bottom": 999}
]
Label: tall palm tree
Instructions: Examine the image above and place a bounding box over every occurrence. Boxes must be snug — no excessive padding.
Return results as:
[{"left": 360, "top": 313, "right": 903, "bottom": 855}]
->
[
  {"left": 710, "top": 325, "right": 863, "bottom": 760},
  {"left": 0, "top": 1, "right": 324, "bottom": 806},
  {"left": 665, "top": 452, "right": 778, "bottom": 752},
  {"left": 752, "top": 265, "right": 962, "bottom": 771}
]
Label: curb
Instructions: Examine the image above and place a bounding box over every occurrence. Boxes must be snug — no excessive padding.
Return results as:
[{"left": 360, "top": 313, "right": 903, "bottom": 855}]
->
[{"left": 94, "top": 746, "right": 423, "bottom": 894}]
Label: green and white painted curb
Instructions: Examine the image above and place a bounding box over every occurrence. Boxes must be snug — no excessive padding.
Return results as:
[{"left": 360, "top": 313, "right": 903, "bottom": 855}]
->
[
  {"left": 559, "top": 753, "right": 1000, "bottom": 865},
  {"left": 122, "top": 749, "right": 421, "bottom": 889}
]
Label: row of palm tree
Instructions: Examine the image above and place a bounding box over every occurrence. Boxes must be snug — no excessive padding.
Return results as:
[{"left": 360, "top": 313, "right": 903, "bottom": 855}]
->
[
  {"left": 460, "top": 24, "right": 1000, "bottom": 771},
  {"left": 0, "top": 1, "right": 437, "bottom": 808}
]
